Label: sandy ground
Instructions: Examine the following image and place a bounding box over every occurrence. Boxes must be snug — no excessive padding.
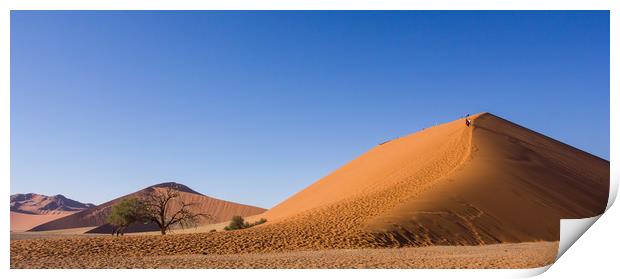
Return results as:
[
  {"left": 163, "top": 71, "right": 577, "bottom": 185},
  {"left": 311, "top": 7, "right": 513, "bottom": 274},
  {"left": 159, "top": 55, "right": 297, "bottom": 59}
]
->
[
  {"left": 11, "top": 220, "right": 232, "bottom": 240},
  {"left": 10, "top": 227, "right": 100, "bottom": 240},
  {"left": 11, "top": 241, "right": 557, "bottom": 269},
  {"left": 120, "top": 221, "right": 231, "bottom": 236}
]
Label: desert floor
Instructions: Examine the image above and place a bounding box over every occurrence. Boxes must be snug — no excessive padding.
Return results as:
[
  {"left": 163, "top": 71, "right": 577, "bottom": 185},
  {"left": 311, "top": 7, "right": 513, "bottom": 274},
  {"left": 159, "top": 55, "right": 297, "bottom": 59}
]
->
[
  {"left": 11, "top": 239, "right": 557, "bottom": 269},
  {"left": 10, "top": 221, "right": 228, "bottom": 240},
  {"left": 10, "top": 227, "right": 100, "bottom": 240}
]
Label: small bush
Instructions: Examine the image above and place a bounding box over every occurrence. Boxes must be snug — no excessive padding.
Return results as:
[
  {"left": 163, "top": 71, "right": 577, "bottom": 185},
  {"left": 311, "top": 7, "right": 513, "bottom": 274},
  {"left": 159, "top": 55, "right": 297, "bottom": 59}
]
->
[
  {"left": 225, "top": 215, "right": 246, "bottom": 230},
  {"left": 224, "top": 216, "right": 267, "bottom": 231}
]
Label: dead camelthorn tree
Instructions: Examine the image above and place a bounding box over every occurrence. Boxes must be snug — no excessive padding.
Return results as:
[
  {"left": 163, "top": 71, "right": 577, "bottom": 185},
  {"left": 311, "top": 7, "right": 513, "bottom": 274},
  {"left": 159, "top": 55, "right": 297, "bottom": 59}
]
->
[{"left": 141, "top": 186, "right": 211, "bottom": 235}]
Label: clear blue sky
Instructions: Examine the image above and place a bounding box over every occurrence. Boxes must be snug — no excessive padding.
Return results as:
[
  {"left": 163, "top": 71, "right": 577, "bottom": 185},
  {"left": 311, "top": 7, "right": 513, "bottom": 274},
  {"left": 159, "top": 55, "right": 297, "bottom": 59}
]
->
[{"left": 11, "top": 11, "right": 609, "bottom": 208}]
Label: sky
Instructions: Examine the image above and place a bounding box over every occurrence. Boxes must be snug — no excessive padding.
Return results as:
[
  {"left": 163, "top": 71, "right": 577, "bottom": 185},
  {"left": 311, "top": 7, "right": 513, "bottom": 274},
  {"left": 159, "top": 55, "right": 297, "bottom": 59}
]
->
[{"left": 11, "top": 11, "right": 609, "bottom": 208}]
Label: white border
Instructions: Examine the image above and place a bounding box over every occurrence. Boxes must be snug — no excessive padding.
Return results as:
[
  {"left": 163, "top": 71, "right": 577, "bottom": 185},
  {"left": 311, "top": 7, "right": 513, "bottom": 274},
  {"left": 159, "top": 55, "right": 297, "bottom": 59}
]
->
[
  {"left": 1, "top": 1, "right": 617, "bottom": 278},
  {"left": 0, "top": 0, "right": 615, "bottom": 10}
]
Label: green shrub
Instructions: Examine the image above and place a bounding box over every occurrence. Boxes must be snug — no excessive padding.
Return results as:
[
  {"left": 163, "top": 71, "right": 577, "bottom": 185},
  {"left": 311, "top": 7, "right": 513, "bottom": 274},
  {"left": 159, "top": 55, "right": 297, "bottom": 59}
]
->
[
  {"left": 224, "top": 216, "right": 267, "bottom": 231},
  {"left": 107, "top": 198, "right": 146, "bottom": 236},
  {"left": 226, "top": 215, "right": 246, "bottom": 230}
]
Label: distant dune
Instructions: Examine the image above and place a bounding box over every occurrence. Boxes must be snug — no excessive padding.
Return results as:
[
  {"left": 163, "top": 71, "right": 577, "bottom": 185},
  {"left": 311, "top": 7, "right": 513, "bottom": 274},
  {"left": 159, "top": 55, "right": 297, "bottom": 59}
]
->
[
  {"left": 29, "top": 182, "right": 266, "bottom": 233},
  {"left": 11, "top": 193, "right": 94, "bottom": 214},
  {"left": 10, "top": 193, "right": 94, "bottom": 232}
]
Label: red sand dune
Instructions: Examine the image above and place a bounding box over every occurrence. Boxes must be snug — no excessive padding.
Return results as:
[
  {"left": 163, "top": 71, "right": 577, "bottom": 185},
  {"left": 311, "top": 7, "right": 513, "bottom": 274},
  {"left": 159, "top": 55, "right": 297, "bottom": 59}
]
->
[
  {"left": 11, "top": 193, "right": 94, "bottom": 214},
  {"left": 29, "top": 182, "right": 266, "bottom": 233},
  {"left": 10, "top": 193, "right": 94, "bottom": 232},
  {"left": 254, "top": 112, "right": 608, "bottom": 246}
]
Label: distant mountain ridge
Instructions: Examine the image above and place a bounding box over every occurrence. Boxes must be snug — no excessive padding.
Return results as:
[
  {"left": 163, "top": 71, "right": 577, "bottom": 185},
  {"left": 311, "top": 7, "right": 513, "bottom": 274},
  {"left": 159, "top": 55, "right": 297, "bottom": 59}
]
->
[{"left": 10, "top": 193, "right": 94, "bottom": 214}]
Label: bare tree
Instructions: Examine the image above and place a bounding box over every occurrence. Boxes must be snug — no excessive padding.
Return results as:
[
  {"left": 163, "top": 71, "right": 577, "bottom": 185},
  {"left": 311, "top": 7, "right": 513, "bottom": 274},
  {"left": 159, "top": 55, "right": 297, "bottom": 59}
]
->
[{"left": 141, "top": 186, "right": 211, "bottom": 235}]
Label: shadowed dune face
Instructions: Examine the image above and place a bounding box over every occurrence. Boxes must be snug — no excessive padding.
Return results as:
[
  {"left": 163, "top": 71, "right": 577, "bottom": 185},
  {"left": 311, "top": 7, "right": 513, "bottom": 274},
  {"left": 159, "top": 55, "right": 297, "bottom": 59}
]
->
[
  {"left": 10, "top": 211, "right": 73, "bottom": 232},
  {"left": 29, "top": 182, "right": 267, "bottom": 233}
]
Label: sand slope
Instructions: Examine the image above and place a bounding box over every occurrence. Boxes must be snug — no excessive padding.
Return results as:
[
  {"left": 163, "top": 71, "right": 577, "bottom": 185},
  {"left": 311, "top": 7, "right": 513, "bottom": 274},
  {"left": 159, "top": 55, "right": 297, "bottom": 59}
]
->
[
  {"left": 29, "top": 182, "right": 266, "bottom": 233},
  {"left": 10, "top": 211, "right": 73, "bottom": 232},
  {"left": 264, "top": 114, "right": 472, "bottom": 221}
]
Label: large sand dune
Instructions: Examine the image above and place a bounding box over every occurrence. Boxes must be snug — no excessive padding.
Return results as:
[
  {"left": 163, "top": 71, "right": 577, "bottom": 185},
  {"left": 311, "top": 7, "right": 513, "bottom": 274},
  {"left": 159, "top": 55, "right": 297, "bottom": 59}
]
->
[
  {"left": 29, "top": 182, "right": 266, "bottom": 233},
  {"left": 251, "top": 112, "right": 608, "bottom": 247}
]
